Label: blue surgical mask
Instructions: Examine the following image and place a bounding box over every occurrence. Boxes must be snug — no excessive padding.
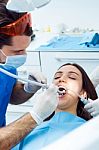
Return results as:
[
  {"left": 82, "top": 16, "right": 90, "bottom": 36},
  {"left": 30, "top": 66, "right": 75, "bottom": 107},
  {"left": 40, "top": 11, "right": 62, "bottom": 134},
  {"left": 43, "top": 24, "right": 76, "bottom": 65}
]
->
[
  {"left": 5, "top": 54, "right": 27, "bottom": 68},
  {"left": 0, "top": 49, "right": 27, "bottom": 68}
]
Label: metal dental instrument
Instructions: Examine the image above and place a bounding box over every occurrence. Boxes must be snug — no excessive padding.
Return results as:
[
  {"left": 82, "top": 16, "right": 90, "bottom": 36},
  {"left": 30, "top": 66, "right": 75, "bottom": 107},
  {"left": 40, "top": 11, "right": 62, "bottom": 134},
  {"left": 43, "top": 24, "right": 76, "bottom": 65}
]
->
[
  {"left": 67, "top": 88, "right": 88, "bottom": 104},
  {"left": 58, "top": 86, "right": 89, "bottom": 105},
  {"left": 0, "top": 67, "right": 48, "bottom": 89}
]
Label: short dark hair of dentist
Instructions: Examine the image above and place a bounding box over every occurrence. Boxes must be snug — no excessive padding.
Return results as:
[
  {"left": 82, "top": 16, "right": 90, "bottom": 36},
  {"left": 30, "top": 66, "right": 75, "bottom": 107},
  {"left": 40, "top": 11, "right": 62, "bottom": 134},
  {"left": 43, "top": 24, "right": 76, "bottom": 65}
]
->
[
  {"left": 0, "top": 3, "right": 33, "bottom": 49},
  {"left": 57, "top": 63, "right": 98, "bottom": 121}
]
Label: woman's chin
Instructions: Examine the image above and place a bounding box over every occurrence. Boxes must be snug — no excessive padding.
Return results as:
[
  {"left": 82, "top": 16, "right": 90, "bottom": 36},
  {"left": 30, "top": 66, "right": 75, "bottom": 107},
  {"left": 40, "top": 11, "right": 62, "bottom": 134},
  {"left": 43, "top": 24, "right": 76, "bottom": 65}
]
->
[{"left": 58, "top": 95, "right": 66, "bottom": 100}]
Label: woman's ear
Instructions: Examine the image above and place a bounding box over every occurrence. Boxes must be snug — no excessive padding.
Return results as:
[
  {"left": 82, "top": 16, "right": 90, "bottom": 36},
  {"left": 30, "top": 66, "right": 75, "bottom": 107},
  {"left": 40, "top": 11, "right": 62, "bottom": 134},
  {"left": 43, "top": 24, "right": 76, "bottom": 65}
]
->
[{"left": 79, "top": 90, "right": 87, "bottom": 99}]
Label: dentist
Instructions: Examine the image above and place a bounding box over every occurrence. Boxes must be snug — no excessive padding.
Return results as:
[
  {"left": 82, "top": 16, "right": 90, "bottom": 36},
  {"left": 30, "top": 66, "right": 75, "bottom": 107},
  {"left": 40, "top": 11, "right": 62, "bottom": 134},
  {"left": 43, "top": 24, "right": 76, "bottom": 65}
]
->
[{"left": 0, "top": 0, "right": 58, "bottom": 149}]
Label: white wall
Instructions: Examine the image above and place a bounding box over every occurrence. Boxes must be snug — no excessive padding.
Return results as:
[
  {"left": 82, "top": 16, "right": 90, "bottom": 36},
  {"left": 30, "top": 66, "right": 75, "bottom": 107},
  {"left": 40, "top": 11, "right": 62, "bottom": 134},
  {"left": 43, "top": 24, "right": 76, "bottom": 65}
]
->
[{"left": 31, "top": 0, "right": 99, "bottom": 30}]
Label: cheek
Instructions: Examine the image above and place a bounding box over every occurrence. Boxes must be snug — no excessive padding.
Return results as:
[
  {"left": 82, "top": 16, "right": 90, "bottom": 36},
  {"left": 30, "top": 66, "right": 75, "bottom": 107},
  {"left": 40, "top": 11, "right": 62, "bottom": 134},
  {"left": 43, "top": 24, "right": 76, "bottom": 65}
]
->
[{"left": 67, "top": 81, "right": 82, "bottom": 95}]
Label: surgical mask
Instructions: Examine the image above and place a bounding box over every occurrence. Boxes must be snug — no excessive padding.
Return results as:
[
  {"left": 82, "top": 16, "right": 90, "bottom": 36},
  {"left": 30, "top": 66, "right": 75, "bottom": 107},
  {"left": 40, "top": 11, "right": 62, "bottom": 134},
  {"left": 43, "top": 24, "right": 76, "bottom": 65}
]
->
[
  {"left": 5, "top": 55, "right": 27, "bottom": 68},
  {"left": 0, "top": 50, "right": 27, "bottom": 68},
  {"left": 7, "top": 0, "right": 51, "bottom": 12}
]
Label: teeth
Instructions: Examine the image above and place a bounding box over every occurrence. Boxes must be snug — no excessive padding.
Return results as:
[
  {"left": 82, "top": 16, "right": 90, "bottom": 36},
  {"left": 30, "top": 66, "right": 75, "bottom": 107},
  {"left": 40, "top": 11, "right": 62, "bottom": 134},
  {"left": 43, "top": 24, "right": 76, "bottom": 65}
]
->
[
  {"left": 59, "top": 93, "right": 64, "bottom": 96},
  {"left": 57, "top": 86, "right": 66, "bottom": 95}
]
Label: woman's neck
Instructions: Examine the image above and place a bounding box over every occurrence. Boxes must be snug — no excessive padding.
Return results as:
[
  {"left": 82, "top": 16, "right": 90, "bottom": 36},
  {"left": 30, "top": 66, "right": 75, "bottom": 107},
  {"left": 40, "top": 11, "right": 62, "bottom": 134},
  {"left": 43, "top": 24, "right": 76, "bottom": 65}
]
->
[{"left": 56, "top": 105, "right": 77, "bottom": 116}]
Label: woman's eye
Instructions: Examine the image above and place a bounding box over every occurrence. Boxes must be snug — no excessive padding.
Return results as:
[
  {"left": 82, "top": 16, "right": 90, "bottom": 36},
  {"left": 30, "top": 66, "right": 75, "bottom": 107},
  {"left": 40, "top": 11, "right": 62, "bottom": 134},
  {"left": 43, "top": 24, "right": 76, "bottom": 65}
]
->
[
  {"left": 69, "top": 76, "right": 76, "bottom": 80},
  {"left": 54, "top": 76, "right": 60, "bottom": 79}
]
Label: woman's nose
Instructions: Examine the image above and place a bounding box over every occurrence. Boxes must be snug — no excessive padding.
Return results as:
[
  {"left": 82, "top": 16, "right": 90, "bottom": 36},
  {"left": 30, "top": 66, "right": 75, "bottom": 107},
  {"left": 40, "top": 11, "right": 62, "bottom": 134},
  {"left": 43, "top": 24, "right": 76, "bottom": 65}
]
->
[{"left": 58, "top": 75, "right": 66, "bottom": 83}]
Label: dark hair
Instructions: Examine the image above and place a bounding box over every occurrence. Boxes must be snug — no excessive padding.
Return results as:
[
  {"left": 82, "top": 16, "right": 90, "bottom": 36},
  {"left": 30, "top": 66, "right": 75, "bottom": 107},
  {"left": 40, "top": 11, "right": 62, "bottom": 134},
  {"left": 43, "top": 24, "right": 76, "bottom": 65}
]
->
[
  {"left": 0, "top": 4, "right": 33, "bottom": 48},
  {"left": 58, "top": 63, "right": 98, "bottom": 121}
]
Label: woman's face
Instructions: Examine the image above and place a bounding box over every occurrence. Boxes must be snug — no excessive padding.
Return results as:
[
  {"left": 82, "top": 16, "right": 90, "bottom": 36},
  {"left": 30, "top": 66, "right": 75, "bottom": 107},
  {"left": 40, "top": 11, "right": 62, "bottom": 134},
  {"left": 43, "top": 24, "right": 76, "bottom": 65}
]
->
[{"left": 53, "top": 65, "right": 85, "bottom": 113}]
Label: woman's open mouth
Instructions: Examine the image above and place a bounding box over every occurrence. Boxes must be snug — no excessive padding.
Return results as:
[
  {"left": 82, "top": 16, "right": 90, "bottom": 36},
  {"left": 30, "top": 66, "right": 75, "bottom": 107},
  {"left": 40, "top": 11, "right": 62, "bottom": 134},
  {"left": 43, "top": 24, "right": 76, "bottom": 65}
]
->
[{"left": 57, "top": 86, "right": 67, "bottom": 97}]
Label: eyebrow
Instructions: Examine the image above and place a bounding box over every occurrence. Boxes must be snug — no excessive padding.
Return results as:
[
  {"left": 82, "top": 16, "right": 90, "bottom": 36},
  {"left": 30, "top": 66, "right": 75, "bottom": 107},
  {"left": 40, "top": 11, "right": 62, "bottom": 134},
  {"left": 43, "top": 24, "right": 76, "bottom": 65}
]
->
[
  {"left": 54, "top": 71, "right": 63, "bottom": 76},
  {"left": 68, "top": 71, "right": 80, "bottom": 76},
  {"left": 54, "top": 71, "right": 80, "bottom": 76}
]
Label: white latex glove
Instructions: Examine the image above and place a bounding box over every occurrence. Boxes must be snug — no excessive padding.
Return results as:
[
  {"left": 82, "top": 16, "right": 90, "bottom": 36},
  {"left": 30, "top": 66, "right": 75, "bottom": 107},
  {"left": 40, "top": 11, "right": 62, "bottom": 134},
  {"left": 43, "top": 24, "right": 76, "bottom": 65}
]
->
[
  {"left": 24, "top": 71, "right": 47, "bottom": 93},
  {"left": 7, "top": 0, "right": 51, "bottom": 12},
  {"left": 90, "top": 66, "right": 99, "bottom": 88},
  {"left": 84, "top": 98, "right": 99, "bottom": 117},
  {"left": 30, "top": 84, "right": 58, "bottom": 125}
]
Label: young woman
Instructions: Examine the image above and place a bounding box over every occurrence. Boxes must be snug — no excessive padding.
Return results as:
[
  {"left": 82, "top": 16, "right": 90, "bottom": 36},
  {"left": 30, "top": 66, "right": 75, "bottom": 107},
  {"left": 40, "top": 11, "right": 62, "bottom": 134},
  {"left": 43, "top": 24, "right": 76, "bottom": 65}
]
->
[{"left": 13, "top": 63, "right": 97, "bottom": 150}]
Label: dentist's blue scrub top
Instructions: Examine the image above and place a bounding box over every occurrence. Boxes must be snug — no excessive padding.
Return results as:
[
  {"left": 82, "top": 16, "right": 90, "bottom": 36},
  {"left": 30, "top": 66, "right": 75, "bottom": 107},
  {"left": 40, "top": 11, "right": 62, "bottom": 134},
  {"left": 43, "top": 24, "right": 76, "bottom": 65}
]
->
[
  {"left": 0, "top": 65, "right": 17, "bottom": 127},
  {"left": 13, "top": 112, "right": 86, "bottom": 150}
]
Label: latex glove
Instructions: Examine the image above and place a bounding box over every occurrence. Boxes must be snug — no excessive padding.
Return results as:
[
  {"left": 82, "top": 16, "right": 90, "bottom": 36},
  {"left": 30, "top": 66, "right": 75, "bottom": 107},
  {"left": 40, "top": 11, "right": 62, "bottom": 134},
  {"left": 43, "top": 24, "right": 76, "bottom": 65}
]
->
[
  {"left": 84, "top": 99, "right": 99, "bottom": 117},
  {"left": 7, "top": 0, "right": 51, "bottom": 12},
  {"left": 90, "top": 66, "right": 99, "bottom": 88},
  {"left": 30, "top": 84, "right": 58, "bottom": 125},
  {"left": 24, "top": 71, "right": 47, "bottom": 93}
]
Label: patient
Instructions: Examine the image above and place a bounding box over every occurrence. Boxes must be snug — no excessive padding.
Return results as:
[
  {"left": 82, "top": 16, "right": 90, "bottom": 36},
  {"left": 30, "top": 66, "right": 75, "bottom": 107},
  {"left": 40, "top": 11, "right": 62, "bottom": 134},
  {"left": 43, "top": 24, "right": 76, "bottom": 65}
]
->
[{"left": 12, "top": 63, "right": 97, "bottom": 150}]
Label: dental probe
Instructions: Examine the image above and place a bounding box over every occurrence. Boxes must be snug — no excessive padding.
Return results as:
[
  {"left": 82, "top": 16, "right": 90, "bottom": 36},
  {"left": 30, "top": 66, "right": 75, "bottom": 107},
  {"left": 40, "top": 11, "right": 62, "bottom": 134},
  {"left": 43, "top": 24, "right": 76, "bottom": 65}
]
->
[{"left": 68, "top": 88, "right": 89, "bottom": 104}]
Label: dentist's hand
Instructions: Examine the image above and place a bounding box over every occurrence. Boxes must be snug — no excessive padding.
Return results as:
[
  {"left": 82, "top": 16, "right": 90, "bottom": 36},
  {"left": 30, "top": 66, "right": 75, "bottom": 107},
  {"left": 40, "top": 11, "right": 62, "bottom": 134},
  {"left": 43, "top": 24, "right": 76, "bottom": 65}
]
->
[
  {"left": 30, "top": 84, "right": 58, "bottom": 125},
  {"left": 24, "top": 71, "right": 47, "bottom": 93},
  {"left": 90, "top": 66, "right": 99, "bottom": 88},
  {"left": 84, "top": 99, "right": 99, "bottom": 117}
]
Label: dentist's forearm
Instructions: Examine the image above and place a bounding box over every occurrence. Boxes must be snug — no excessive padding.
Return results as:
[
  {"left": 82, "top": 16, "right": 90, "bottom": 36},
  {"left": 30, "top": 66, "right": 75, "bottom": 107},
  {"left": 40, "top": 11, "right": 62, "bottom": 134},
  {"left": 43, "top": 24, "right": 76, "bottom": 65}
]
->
[
  {"left": 10, "top": 81, "right": 34, "bottom": 105},
  {"left": 0, "top": 113, "right": 37, "bottom": 150}
]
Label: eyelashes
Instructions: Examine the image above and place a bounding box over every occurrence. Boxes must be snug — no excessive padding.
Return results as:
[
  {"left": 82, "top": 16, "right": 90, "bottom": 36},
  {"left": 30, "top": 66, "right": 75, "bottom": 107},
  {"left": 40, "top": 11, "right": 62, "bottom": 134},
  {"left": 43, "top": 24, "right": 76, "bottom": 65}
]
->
[
  {"left": 54, "top": 76, "right": 77, "bottom": 80},
  {"left": 69, "top": 77, "right": 76, "bottom": 80},
  {"left": 54, "top": 77, "right": 60, "bottom": 79}
]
